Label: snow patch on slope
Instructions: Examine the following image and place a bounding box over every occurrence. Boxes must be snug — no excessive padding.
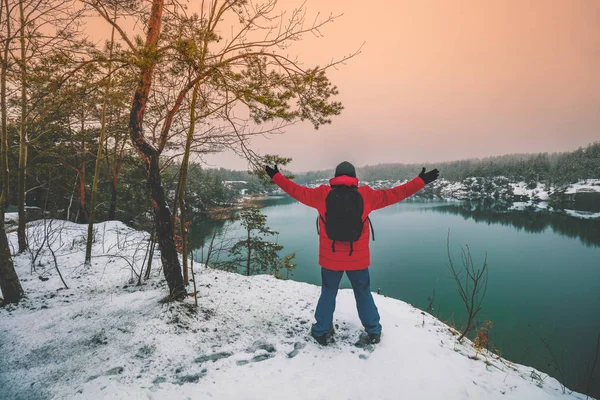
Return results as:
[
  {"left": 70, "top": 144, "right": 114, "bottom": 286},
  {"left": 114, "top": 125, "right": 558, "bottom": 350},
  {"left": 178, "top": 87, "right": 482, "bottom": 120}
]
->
[
  {"left": 564, "top": 210, "right": 600, "bottom": 220},
  {"left": 4, "top": 212, "right": 18, "bottom": 223},
  {"left": 565, "top": 179, "right": 600, "bottom": 194},
  {"left": 0, "top": 221, "right": 589, "bottom": 400}
]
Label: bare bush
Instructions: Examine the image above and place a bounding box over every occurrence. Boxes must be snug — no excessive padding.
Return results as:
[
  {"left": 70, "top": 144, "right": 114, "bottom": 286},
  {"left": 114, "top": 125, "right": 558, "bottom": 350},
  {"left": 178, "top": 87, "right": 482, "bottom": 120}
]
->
[{"left": 446, "top": 230, "right": 489, "bottom": 341}]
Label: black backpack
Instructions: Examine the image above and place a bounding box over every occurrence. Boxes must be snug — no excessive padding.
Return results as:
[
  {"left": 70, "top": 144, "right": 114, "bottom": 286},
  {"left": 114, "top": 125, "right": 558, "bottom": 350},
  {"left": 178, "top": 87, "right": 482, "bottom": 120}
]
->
[{"left": 317, "top": 186, "right": 374, "bottom": 255}]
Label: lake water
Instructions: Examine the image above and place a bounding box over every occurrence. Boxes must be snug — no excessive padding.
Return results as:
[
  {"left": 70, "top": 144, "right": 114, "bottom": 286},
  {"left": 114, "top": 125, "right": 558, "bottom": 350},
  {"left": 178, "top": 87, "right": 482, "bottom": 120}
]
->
[{"left": 191, "top": 197, "right": 600, "bottom": 395}]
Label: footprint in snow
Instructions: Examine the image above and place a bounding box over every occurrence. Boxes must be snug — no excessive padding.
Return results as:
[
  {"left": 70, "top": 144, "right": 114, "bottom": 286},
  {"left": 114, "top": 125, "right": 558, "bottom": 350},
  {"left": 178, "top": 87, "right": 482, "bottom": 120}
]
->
[
  {"left": 174, "top": 369, "right": 207, "bottom": 385},
  {"left": 286, "top": 341, "right": 306, "bottom": 359},
  {"left": 245, "top": 340, "right": 276, "bottom": 354},
  {"left": 236, "top": 340, "right": 278, "bottom": 365},
  {"left": 86, "top": 366, "right": 124, "bottom": 382},
  {"left": 194, "top": 352, "right": 233, "bottom": 364}
]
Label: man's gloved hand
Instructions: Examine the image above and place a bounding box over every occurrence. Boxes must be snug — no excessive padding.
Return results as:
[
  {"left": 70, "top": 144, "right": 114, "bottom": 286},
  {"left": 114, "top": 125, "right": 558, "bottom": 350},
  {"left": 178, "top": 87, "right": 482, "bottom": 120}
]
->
[
  {"left": 418, "top": 167, "right": 439, "bottom": 184},
  {"left": 265, "top": 164, "right": 279, "bottom": 179}
]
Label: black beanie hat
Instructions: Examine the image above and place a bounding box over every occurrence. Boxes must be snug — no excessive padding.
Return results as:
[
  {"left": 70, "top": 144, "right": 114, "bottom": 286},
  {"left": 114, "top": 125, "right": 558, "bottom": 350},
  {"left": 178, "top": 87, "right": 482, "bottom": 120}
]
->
[{"left": 334, "top": 161, "right": 356, "bottom": 178}]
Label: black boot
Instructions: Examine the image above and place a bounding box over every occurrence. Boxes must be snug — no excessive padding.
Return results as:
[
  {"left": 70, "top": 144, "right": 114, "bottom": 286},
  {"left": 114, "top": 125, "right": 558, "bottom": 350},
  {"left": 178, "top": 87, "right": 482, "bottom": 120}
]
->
[
  {"left": 355, "top": 331, "right": 381, "bottom": 348},
  {"left": 367, "top": 332, "right": 381, "bottom": 344},
  {"left": 311, "top": 327, "right": 335, "bottom": 346}
]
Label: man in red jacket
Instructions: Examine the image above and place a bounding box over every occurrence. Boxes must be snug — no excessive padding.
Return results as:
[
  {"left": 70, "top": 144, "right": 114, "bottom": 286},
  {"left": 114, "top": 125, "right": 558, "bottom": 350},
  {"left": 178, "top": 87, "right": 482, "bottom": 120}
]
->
[{"left": 265, "top": 161, "right": 439, "bottom": 345}]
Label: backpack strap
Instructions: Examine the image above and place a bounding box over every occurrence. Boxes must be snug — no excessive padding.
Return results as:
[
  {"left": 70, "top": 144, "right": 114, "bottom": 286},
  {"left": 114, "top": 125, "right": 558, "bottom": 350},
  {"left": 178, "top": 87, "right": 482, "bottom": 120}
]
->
[
  {"left": 331, "top": 240, "right": 336, "bottom": 253},
  {"left": 361, "top": 217, "right": 375, "bottom": 241},
  {"left": 317, "top": 214, "right": 326, "bottom": 235},
  {"left": 367, "top": 217, "right": 375, "bottom": 241},
  {"left": 349, "top": 242, "right": 354, "bottom": 256}
]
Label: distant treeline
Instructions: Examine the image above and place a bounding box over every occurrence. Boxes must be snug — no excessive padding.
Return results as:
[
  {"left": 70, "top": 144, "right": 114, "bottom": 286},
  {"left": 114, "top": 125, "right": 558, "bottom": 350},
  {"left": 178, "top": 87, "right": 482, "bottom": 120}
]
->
[
  {"left": 292, "top": 142, "right": 600, "bottom": 185},
  {"left": 7, "top": 143, "right": 595, "bottom": 225}
]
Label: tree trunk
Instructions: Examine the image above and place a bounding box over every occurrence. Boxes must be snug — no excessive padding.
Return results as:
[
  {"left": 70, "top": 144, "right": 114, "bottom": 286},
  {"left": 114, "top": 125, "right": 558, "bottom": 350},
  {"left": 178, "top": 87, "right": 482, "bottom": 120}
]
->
[
  {"left": 16, "top": 143, "right": 27, "bottom": 250},
  {"left": 246, "top": 229, "right": 251, "bottom": 276},
  {"left": 128, "top": 0, "right": 185, "bottom": 300},
  {"left": 179, "top": 201, "right": 188, "bottom": 285},
  {"left": 0, "top": 0, "right": 23, "bottom": 304},
  {"left": 174, "top": 83, "right": 199, "bottom": 286},
  {"left": 16, "top": 0, "right": 27, "bottom": 252},
  {"left": 76, "top": 112, "right": 89, "bottom": 224},
  {"left": 77, "top": 156, "right": 88, "bottom": 223},
  {"left": 147, "top": 154, "right": 185, "bottom": 299},
  {"left": 108, "top": 175, "right": 118, "bottom": 220},
  {"left": 1, "top": 0, "right": 10, "bottom": 214},
  {"left": 0, "top": 222, "right": 24, "bottom": 304},
  {"left": 86, "top": 20, "right": 115, "bottom": 263},
  {"left": 107, "top": 135, "right": 125, "bottom": 220},
  {"left": 144, "top": 229, "right": 156, "bottom": 280}
]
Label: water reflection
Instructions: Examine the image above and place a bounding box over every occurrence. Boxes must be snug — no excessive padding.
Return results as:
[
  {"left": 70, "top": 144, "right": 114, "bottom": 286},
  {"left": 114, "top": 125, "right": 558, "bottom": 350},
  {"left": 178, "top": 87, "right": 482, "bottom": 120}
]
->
[
  {"left": 255, "top": 195, "right": 298, "bottom": 208},
  {"left": 189, "top": 198, "right": 600, "bottom": 250},
  {"left": 430, "top": 199, "right": 600, "bottom": 247},
  {"left": 188, "top": 214, "right": 235, "bottom": 251},
  {"left": 188, "top": 197, "right": 297, "bottom": 245}
]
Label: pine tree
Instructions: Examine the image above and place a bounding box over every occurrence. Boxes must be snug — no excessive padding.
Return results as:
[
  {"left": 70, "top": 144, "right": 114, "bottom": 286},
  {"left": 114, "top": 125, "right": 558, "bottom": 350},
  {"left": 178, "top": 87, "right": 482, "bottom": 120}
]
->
[{"left": 223, "top": 207, "right": 295, "bottom": 277}]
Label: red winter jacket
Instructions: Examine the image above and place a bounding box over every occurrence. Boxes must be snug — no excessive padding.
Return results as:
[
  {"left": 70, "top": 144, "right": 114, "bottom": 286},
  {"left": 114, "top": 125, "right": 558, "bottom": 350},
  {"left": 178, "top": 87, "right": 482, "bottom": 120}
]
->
[{"left": 272, "top": 173, "right": 425, "bottom": 271}]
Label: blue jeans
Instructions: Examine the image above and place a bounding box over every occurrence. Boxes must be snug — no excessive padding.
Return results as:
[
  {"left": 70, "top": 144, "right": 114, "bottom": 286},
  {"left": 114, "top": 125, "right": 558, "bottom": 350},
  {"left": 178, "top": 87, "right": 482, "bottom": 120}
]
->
[{"left": 312, "top": 267, "right": 382, "bottom": 336}]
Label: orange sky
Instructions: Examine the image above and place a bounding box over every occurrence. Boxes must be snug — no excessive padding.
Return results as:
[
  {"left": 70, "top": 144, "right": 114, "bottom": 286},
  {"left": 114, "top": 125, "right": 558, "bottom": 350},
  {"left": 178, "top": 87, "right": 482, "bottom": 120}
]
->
[
  {"left": 89, "top": 0, "right": 600, "bottom": 172},
  {"left": 205, "top": 0, "right": 600, "bottom": 171}
]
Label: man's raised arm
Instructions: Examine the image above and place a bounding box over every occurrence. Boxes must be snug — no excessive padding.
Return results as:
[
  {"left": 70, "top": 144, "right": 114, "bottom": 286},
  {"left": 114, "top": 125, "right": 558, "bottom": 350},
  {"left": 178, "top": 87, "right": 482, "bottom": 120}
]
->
[
  {"left": 365, "top": 168, "right": 439, "bottom": 211},
  {"left": 266, "top": 165, "right": 325, "bottom": 209}
]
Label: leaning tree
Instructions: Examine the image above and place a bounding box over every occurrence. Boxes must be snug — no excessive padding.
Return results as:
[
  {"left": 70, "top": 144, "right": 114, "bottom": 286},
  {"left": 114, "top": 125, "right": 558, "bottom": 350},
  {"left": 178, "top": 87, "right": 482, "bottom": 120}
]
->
[{"left": 85, "top": 0, "right": 355, "bottom": 300}]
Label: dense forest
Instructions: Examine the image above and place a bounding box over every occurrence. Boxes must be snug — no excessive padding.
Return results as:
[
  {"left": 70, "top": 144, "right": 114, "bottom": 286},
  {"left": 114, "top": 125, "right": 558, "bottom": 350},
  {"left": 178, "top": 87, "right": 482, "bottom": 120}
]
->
[
  {"left": 0, "top": 0, "right": 347, "bottom": 304},
  {"left": 3, "top": 139, "right": 598, "bottom": 226},
  {"left": 293, "top": 142, "right": 600, "bottom": 185}
]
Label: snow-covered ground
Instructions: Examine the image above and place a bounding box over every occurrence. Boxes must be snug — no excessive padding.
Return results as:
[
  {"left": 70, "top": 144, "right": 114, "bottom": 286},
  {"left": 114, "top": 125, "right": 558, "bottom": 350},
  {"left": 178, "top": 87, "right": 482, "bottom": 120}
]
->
[
  {"left": 4, "top": 212, "right": 18, "bottom": 223},
  {"left": 509, "top": 182, "right": 550, "bottom": 201},
  {"left": 565, "top": 179, "right": 600, "bottom": 194},
  {"left": 0, "top": 221, "right": 590, "bottom": 400},
  {"left": 4, "top": 212, "right": 19, "bottom": 231},
  {"left": 384, "top": 178, "right": 599, "bottom": 219},
  {"left": 564, "top": 209, "right": 600, "bottom": 220}
]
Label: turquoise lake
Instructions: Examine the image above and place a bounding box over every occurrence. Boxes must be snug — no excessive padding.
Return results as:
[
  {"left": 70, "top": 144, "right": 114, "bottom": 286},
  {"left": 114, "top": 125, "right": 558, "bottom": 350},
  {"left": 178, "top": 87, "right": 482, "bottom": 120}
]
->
[{"left": 191, "top": 197, "right": 600, "bottom": 395}]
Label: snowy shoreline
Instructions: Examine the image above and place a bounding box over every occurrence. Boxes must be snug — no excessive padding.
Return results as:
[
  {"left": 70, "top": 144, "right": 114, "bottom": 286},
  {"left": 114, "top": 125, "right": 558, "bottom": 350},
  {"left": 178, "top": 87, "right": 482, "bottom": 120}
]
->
[
  {"left": 0, "top": 221, "right": 590, "bottom": 399},
  {"left": 292, "top": 178, "right": 600, "bottom": 220}
]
